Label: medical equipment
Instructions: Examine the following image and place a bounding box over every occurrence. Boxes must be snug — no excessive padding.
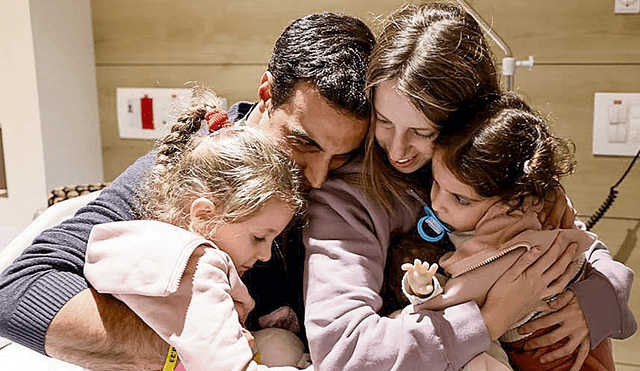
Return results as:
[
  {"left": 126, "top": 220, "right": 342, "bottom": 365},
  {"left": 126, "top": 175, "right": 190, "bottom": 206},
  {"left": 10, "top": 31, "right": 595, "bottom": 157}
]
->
[
  {"left": 455, "top": 0, "right": 534, "bottom": 91},
  {"left": 586, "top": 144, "right": 640, "bottom": 230}
]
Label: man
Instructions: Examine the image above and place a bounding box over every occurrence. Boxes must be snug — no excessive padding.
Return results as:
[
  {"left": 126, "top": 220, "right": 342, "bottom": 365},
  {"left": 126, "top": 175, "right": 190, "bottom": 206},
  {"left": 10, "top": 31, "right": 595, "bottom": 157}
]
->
[{"left": 0, "top": 12, "right": 373, "bottom": 370}]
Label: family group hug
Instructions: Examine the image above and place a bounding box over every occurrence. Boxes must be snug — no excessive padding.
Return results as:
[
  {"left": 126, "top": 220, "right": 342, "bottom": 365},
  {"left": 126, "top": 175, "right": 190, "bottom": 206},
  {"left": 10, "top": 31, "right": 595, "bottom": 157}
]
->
[{"left": 0, "top": 3, "right": 636, "bottom": 371}]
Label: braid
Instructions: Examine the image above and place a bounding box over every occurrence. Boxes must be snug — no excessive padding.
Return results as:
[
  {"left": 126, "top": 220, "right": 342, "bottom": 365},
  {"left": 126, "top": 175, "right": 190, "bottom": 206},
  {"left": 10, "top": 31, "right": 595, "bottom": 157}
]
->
[
  {"left": 136, "top": 86, "right": 224, "bottom": 222},
  {"left": 135, "top": 85, "right": 304, "bottom": 236},
  {"left": 155, "top": 86, "right": 222, "bottom": 169}
]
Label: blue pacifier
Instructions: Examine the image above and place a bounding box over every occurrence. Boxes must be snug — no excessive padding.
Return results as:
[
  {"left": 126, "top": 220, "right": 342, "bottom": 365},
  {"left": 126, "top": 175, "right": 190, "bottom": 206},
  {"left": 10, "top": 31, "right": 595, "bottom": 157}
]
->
[
  {"left": 417, "top": 205, "right": 451, "bottom": 242},
  {"left": 407, "top": 189, "right": 451, "bottom": 242}
]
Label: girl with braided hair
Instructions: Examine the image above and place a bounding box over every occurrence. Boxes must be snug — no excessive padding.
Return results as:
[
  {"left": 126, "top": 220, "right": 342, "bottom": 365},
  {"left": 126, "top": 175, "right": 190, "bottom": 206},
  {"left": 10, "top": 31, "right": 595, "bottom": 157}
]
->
[{"left": 83, "top": 86, "right": 306, "bottom": 370}]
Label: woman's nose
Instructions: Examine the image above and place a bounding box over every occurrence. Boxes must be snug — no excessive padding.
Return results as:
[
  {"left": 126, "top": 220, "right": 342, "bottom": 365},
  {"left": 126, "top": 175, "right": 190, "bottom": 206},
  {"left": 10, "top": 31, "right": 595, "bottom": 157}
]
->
[{"left": 389, "top": 130, "right": 408, "bottom": 160}]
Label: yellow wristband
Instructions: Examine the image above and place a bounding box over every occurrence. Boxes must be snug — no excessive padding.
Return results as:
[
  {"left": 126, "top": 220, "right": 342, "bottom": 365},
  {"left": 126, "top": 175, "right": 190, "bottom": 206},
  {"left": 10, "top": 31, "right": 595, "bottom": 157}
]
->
[{"left": 162, "top": 346, "right": 179, "bottom": 371}]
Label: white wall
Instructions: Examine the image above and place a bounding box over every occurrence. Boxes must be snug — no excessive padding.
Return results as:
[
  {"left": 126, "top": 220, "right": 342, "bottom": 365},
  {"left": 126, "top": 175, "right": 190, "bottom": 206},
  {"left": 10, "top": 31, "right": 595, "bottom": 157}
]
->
[
  {"left": 0, "top": 0, "right": 102, "bottom": 248},
  {"left": 30, "top": 0, "right": 103, "bottom": 191}
]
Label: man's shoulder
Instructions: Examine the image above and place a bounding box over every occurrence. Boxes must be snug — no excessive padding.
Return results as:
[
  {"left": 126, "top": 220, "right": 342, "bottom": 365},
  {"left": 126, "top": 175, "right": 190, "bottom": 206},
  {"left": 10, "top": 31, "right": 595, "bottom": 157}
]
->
[{"left": 228, "top": 101, "right": 257, "bottom": 123}]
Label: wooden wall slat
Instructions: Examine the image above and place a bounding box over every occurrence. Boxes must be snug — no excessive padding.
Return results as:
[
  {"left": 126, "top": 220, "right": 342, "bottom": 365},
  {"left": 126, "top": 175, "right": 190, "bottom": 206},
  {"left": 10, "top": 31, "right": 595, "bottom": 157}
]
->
[
  {"left": 92, "top": 0, "right": 407, "bottom": 65},
  {"left": 93, "top": 0, "right": 640, "bottom": 65},
  {"left": 468, "top": 0, "right": 640, "bottom": 63}
]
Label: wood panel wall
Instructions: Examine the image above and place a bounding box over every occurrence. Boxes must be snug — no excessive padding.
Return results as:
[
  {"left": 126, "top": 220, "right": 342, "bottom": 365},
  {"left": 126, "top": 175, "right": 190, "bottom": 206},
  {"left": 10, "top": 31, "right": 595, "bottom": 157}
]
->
[{"left": 92, "top": 1, "right": 640, "bottom": 364}]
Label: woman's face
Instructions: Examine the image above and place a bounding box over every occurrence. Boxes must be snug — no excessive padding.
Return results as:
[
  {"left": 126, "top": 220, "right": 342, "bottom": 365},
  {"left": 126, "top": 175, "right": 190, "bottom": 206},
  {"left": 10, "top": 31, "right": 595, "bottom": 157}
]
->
[{"left": 373, "top": 80, "right": 438, "bottom": 174}]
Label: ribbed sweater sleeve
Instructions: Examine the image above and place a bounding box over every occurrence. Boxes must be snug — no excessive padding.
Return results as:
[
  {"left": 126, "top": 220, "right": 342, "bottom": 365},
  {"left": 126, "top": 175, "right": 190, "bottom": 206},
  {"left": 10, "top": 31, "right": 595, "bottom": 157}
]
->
[{"left": 0, "top": 152, "right": 155, "bottom": 354}]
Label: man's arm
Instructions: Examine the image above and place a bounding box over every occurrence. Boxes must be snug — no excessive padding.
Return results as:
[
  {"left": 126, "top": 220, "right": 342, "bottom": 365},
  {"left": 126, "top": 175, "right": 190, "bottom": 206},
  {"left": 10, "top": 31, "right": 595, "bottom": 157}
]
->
[
  {"left": 0, "top": 152, "right": 166, "bottom": 370},
  {"left": 46, "top": 289, "right": 167, "bottom": 371}
]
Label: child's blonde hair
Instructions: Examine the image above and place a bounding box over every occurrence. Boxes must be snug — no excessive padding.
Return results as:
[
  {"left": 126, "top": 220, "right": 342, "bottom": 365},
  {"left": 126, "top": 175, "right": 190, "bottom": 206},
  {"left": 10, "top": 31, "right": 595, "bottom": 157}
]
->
[{"left": 136, "top": 86, "right": 304, "bottom": 237}]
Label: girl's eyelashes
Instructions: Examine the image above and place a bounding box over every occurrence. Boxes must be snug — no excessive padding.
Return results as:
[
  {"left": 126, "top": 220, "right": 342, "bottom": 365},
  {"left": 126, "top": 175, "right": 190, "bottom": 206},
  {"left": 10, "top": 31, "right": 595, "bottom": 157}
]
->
[
  {"left": 453, "top": 194, "right": 471, "bottom": 206},
  {"left": 253, "top": 235, "right": 266, "bottom": 243}
]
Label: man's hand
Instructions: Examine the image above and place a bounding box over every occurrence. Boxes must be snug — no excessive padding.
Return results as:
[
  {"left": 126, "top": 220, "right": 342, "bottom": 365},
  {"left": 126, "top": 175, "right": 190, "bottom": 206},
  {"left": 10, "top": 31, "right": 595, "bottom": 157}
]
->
[
  {"left": 45, "top": 288, "right": 168, "bottom": 371},
  {"left": 518, "top": 290, "right": 590, "bottom": 371}
]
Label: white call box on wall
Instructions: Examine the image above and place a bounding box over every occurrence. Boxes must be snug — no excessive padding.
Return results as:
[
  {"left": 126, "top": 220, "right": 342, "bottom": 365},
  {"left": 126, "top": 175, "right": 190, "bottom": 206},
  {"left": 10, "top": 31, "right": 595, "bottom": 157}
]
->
[{"left": 116, "top": 88, "right": 192, "bottom": 140}]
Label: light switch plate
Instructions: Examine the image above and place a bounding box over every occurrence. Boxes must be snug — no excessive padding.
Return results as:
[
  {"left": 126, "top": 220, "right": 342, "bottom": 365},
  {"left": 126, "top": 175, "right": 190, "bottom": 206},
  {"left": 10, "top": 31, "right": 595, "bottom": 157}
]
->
[
  {"left": 614, "top": 0, "right": 640, "bottom": 13},
  {"left": 593, "top": 92, "right": 640, "bottom": 156}
]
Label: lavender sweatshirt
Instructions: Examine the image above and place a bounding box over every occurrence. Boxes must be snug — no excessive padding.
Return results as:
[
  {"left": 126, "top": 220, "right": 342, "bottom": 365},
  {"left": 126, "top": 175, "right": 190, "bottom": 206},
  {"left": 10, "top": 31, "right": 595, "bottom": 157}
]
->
[{"left": 303, "top": 160, "right": 636, "bottom": 371}]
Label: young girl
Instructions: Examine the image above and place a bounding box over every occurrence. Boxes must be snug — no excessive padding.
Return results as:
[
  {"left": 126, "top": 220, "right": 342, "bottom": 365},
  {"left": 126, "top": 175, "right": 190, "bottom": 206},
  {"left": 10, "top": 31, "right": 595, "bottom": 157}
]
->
[
  {"left": 399, "top": 93, "right": 623, "bottom": 371},
  {"left": 83, "top": 87, "right": 307, "bottom": 371}
]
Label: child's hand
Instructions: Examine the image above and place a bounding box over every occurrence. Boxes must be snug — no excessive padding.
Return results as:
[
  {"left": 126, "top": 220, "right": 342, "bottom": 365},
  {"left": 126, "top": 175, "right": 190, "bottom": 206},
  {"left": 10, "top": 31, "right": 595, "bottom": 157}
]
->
[
  {"left": 401, "top": 259, "right": 438, "bottom": 296},
  {"left": 258, "top": 306, "right": 301, "bottom": 334}
]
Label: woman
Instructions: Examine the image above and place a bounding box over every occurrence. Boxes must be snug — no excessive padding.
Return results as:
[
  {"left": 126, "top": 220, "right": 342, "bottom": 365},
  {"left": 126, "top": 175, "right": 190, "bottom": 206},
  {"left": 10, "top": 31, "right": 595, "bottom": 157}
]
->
[{"left": 303, "top": 3, "right": 636, "bottom": 371}]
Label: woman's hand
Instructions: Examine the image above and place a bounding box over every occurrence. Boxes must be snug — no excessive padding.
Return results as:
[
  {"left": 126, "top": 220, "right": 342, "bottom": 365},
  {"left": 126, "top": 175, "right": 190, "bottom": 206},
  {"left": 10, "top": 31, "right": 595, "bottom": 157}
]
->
[
  {"left": 538, "top": 188, "right": 577, "bottom": 230},
  {"left": 539, "top": 188, "right": 576, "bottom": 230},
  {"left": 518, "top": 290, "right": 590, "bottom": 371},
  {"left": 481, "top": 240, "right": 579, "bottom": 340}
]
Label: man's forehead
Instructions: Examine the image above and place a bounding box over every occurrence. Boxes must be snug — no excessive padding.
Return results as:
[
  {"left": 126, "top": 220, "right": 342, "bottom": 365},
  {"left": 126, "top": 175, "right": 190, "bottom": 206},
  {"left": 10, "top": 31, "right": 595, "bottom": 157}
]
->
[{"left": 272, "top": 87, "right": 368, "bottom": 153}]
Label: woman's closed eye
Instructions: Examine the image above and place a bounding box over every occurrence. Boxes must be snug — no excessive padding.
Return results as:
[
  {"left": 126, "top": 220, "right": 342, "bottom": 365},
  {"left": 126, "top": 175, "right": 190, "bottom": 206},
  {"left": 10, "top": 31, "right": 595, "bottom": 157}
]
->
[
  {"left": 375, "top": 117, "right": 394, "bottom": 129},
  {"left": 412, "top": 128, "right": 437, "bottom": 139}
]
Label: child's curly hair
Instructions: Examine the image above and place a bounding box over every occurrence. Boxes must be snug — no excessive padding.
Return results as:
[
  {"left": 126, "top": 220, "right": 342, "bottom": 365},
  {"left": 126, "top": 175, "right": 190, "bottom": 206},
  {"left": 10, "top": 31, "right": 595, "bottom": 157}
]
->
[{"left": 436, "top": 92, "right": 576, "bottom": 212}]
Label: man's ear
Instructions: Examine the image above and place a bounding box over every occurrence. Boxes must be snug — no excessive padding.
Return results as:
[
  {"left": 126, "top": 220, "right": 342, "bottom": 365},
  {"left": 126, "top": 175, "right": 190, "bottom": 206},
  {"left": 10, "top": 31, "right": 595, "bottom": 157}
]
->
[
  {"left": 190, "top": 197, "right": 217, "bottom": 224},
  {"left": 258, "top": 71, "right": 274, "bottom": 110}
]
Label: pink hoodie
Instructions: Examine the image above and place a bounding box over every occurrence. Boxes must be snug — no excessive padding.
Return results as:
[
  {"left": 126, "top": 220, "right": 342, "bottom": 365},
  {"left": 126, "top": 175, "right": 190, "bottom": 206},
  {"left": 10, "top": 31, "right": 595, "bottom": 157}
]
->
[
  {"left": 413, "top": 202, "right": 595, "bottom": 312},
  {"left": 85, "top": 220, "right": 306, "bottom": 371}
]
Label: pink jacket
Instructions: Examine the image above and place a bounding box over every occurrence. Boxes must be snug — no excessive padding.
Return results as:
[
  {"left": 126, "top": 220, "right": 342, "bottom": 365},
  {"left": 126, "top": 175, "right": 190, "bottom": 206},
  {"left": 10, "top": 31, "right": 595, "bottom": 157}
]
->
[
  {"left": 412, "top": 202, "right": 594, "bottom": 313},
  {"left": 85, "top": 220, "right": 305, "bottom": 371}
]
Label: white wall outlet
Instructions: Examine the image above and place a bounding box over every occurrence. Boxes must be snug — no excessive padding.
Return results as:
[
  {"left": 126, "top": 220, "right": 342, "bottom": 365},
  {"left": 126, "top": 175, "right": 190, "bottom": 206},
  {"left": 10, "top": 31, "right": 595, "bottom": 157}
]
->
[
  {"left": 614, "top": 0, "right": 640, "bottom": 14},
  {"left": 116, "top": 88, "right": 192, "bottom": 140},
  {"left": 593, "top": 93, "right": 640, "bottom": 156}
]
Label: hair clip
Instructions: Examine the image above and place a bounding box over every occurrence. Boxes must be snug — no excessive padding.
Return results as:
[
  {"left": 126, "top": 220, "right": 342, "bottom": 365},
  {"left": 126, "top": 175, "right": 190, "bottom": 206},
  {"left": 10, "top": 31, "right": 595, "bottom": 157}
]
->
[{"left": 205, "top": 108, "right": 232, "bottom": 132}]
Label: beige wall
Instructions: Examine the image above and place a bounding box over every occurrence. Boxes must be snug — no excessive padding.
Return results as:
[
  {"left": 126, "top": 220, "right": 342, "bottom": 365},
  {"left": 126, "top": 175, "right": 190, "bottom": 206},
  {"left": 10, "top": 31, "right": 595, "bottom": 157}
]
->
[
  {"left": 92, "top": 0, "right": 640, "bottom": 224},
  {"left": 93, "top": 1, "right": 640, "bottom": 361}
]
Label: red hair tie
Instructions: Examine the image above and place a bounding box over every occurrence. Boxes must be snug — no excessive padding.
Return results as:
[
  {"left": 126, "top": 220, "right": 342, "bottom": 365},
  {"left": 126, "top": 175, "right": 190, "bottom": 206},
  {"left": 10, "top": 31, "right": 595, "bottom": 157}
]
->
[{"left": 205, "top": 108, "right": 232, "bottom": 133}]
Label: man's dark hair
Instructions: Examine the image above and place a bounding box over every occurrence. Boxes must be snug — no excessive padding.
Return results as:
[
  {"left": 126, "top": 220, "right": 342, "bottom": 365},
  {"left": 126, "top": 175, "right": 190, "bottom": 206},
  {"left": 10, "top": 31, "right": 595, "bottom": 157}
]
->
[{"left": 268, "top": 12, "right": 375, "bottom": 120}]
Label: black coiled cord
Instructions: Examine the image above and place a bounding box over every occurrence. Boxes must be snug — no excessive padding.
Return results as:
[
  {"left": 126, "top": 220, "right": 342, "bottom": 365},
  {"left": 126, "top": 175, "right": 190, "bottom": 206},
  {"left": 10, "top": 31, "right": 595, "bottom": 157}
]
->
[{"left": 586, "top": 145, "right": 640, "bottom": 231}]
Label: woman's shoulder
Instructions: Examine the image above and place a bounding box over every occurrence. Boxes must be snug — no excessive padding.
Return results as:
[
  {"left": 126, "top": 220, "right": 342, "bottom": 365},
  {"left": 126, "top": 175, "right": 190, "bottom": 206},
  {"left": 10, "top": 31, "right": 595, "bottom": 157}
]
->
[{"left": 308, "top": 158, "right": 422, "bottom": 235}]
